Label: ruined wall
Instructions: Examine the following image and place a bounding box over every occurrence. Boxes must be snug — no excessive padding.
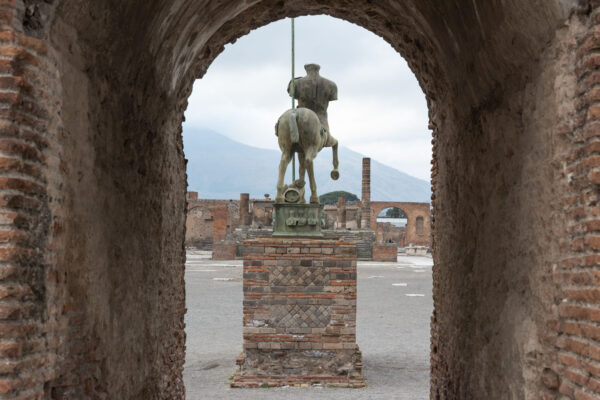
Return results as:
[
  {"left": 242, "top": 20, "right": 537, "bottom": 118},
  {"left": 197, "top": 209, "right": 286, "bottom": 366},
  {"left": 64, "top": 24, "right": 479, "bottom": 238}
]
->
[
  {"left": 370, "top": 202, "right": 430, "bottom": 247},
  {"left": 250, "top": 200, "right": 273, "bottom": 228},
  {"left": 430, "top": 6, "right": 585, "bottom": 399},
  {"left": 0, "top": 0, "right": 589, "bottom": 399},
  {"left": 185, "top": 206, "right": 213, "bottom": 248},
  {"left": 324, "top": 204, "right": 361, "bottom": 230},
  {"left": 376, "top": 221, "right": 405, "bottom": 245},
  {"left": 185, "top": 198, "right": 240, "bottom": 249},
  {"left": 548, "top": 3, "right": 600, "bottom": 398},
  {"left": 372, "top": 243, "right": 398, "bottom": 262}
]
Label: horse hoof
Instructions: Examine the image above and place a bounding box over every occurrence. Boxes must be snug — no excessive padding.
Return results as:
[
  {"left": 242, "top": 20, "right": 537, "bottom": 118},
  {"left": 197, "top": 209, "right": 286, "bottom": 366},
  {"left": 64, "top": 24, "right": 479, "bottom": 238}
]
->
[
  {"left": 310, "top": 196, "right": 319, "bottom": 204},
  {"left": 275, "top": 195, "right": 284, "bottom": 204},
  {"left": 330, "top": 170, "right": 339, "bottom": 180}
]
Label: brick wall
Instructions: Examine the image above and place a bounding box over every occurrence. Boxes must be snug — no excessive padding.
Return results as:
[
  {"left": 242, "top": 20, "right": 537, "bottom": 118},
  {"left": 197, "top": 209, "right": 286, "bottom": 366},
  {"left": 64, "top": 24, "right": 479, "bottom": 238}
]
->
[
  {"left": 186, "top": 198, "right": 240, "bottom": 248},
  {"left": 212, "top": 241, "right": 237, "bottom": 260},
  {"left": 548, "top": 3, "right": 600, "bottom": 399},
  {"left": 0, "top": 2, "right": 55, "bottom": 397},
  {"left": 372, "top": 243, "right": 398, "bottom": 262}
]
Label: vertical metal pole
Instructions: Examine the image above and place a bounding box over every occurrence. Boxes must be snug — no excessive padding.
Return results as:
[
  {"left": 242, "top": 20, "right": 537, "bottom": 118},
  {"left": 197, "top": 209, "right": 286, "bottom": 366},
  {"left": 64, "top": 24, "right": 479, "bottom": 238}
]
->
[{"left": 291, "top": 17, "right": 296, "bottom": 182}]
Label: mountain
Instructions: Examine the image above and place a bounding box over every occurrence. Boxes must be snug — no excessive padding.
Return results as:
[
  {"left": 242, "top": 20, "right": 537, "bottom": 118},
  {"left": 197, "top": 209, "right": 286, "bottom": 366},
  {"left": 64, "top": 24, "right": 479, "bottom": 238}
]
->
[{"left": 183, "top": 128, "right": 431, "bottom": 202}]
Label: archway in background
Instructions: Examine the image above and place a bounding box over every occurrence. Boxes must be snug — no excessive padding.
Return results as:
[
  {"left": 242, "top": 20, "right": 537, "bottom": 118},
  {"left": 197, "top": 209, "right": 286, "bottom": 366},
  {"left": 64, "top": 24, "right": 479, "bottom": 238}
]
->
[
  {"left": 0, "top": 1, "right": 592, "bottom": 399},
  {"left": 371, "top": 202, "right": 430, "bottom": 247},
  {"left": 376, "top": 207, "right": 408, "bottom": 246}
]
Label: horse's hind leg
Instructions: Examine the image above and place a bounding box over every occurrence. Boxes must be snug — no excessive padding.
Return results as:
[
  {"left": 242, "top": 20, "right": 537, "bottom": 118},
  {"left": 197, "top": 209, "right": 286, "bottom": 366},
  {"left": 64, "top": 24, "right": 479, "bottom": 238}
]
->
[
  {"left": 276, "top": 151, "right": 292, "bottom": 203},
  {"left": 297, "top": 155, "right": 307, "bottom": 204},
  {"left": 306, "top": 159, "right": 318, "bottom": 204}
]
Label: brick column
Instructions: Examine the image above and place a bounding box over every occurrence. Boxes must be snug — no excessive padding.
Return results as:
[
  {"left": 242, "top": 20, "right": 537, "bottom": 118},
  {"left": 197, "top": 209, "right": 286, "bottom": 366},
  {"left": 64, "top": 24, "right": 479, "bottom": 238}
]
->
[
  {"left": 212, "top": 204, "right": 228, "bottom": 243},
  {"left": 361, "top": 158, "right": 371, "bottom": 229},
  {"left": 337, "top": 196, "right": 346, "bottom": 229},
  {"left": 240, "top": 193, "right": 250, "bottom": 226},
  {"left": 0, "top": 5, "right": 60, "bottom": 397},
  {"left": 232, "top": 238, "right": 364, "bottom": 388}
]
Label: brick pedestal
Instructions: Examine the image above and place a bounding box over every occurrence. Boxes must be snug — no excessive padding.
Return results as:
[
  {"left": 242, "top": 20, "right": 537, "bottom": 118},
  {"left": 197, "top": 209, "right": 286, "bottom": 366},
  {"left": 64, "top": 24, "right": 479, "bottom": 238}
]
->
[{"left": 231, "top": 238, "right": 365, "bottom": 388}]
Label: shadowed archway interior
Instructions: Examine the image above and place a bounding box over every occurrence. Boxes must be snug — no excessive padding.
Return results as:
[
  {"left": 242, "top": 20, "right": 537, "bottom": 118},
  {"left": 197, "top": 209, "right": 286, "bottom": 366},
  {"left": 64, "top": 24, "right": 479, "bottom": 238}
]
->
[{"left": 0, "top": 0, "right": 594, "bottom": 399}]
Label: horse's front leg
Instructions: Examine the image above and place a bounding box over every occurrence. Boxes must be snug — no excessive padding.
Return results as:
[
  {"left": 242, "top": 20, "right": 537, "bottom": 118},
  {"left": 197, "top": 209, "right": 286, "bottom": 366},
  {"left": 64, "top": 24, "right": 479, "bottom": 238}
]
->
[
  {"left": 306, "top": 159, "right": 319, "bottom": 204},
  {"left": 276, "top": 151, "right": 292, "bottom": 203},
  {"left": 328, "top": 135, "right": 340, "bottom": 180}
]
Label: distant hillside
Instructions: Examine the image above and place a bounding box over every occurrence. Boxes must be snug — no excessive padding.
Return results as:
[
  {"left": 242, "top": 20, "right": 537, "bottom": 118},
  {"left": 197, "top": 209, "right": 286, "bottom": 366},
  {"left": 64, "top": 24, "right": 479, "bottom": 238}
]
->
[
  {"left": 319, "top": 191, "right": 360, "bottom": 205},
  {"left": 183, "top": 128, "right": 431, "bottom": 202}
]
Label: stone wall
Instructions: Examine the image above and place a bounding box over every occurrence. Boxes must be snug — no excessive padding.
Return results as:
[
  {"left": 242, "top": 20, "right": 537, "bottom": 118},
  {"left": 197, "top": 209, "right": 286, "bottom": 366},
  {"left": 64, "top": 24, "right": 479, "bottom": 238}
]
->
[
  {"left": 186, "top": 205, "right": 213, "bottom": 249},
  {"left": 185, "top": 198, "right": 240, "bottom": 249},
  {"left": 376, "top": 221, "right": 405, "bottom": 246},
  {"left": 250, "top": 199, "right": 273, "bottom": 228},
  {"left": 323, "top": 204, "right": 361, "bottom": 229}
]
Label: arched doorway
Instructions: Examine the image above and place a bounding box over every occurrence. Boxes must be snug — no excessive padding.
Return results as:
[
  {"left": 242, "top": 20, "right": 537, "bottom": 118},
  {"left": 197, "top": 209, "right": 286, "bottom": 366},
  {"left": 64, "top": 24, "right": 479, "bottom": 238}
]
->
[
  {"left": 376, "top": 206, "right": 408, "bottom": 246},
  {"left": 0, "top": 1, "right": 591, "bottom": 399}
]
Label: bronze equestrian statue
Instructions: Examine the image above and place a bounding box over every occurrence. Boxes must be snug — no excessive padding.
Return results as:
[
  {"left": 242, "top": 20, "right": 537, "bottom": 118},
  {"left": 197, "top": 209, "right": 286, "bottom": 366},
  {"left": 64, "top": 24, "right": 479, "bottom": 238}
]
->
[{"left": 275, "top": 64, "right": 340, "bottom": 204}]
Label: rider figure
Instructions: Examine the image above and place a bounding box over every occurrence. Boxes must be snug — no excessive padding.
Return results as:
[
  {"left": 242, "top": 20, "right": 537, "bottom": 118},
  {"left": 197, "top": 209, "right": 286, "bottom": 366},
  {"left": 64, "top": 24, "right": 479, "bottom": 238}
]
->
[{"left": 288, "top": 63, "right": 338, "bottom": 145}]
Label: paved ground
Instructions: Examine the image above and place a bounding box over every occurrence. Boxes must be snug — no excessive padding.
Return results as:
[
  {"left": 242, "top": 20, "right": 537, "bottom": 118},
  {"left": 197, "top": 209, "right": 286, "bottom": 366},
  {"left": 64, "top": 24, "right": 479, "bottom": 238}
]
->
[{"left": 183, "top": 250, "right": 433, "bottom": 400}]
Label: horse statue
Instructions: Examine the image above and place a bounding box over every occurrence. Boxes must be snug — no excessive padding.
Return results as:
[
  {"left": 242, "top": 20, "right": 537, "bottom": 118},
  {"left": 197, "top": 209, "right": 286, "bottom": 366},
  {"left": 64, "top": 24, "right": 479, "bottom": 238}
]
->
[{"left": 274, "top": 107, "right": 339, "bottom": 204}]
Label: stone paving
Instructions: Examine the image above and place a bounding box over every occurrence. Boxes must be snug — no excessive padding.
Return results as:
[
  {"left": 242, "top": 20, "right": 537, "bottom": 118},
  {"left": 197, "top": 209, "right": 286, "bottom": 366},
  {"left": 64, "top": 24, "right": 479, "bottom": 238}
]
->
[{"left": 184, "top": 250, "right": 433, "bottom": 399}]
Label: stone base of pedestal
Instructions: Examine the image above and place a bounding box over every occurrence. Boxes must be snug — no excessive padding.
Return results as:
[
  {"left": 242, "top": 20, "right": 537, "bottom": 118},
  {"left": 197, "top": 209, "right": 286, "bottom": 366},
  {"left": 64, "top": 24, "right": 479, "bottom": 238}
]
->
[
  {"left": 231, "top": 237, "right": 365, "bottom": 388},
  {"left": 272, "top": 203, "right": 323, "bottom": 237}
]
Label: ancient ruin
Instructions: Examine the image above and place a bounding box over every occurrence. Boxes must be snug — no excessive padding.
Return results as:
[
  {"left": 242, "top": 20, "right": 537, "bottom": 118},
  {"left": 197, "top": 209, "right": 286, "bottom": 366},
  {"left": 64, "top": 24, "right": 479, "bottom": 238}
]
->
[
  {"left": 0, "top": 1, "right": 596, "bottom": 399},
  {"left": 185, "top": 157, "right": 432, "bottom": 261}
]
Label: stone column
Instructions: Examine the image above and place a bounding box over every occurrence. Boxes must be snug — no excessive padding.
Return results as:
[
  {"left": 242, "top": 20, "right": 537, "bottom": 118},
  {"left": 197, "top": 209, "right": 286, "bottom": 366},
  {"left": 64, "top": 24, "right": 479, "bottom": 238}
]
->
[
  {"left": 337, "top": 196, "right": 346, "bottom": 229},
  {"left": 240, "top": 193, "right": 250, "bottom": 226},
  {"left": 361, "top": 158, "right": 371, "bottom": 229}
]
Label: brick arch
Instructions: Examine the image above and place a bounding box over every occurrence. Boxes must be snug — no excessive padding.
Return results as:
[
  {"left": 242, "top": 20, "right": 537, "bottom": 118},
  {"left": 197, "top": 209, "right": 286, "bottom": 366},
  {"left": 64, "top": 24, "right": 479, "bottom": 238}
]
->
[
  {"left": 371, "top": 202, "right": 430, "bottom": 247},
  {"left": 0, "top": 0, "right": 592, "bottom": 399}
]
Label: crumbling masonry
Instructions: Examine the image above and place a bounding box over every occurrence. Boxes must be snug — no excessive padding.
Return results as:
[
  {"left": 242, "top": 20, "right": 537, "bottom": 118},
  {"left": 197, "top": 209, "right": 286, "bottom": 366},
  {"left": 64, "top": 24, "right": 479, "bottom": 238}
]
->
[
  {"left": 0, "top": 1, "right": 597, "bottom": 399},
  {"left": 185, "top": 156, "right": 432, "bottom": 257}
]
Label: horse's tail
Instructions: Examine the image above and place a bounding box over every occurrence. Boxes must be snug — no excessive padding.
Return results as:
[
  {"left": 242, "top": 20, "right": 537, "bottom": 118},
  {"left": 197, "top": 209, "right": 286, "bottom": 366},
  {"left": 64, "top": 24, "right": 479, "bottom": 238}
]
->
[{"left": 288, "top": 110, "right": 299, "bottom": 144}]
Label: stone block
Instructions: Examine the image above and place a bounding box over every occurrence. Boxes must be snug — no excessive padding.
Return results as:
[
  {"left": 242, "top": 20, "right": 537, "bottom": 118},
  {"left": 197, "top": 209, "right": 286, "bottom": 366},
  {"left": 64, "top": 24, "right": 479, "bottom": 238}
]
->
[
  {"left": 212, "top": 241, "right": 237, "bottom": 260},
  {"left": 372, "top": 243, "right": 398, "bottom": 262}
]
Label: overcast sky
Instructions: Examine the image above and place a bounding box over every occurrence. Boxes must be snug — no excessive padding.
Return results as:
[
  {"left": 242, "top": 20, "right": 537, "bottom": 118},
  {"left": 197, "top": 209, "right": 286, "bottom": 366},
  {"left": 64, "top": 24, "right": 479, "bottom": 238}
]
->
[{"left": 183, "top": 15, "right": 432, "bottom": 181}]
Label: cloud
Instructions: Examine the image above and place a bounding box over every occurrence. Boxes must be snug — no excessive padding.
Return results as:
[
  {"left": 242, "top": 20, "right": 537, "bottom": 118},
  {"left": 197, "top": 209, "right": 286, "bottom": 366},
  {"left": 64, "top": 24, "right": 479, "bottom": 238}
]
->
[{"left": 183, "top": 15, "right": 432, "bottom": 180}]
